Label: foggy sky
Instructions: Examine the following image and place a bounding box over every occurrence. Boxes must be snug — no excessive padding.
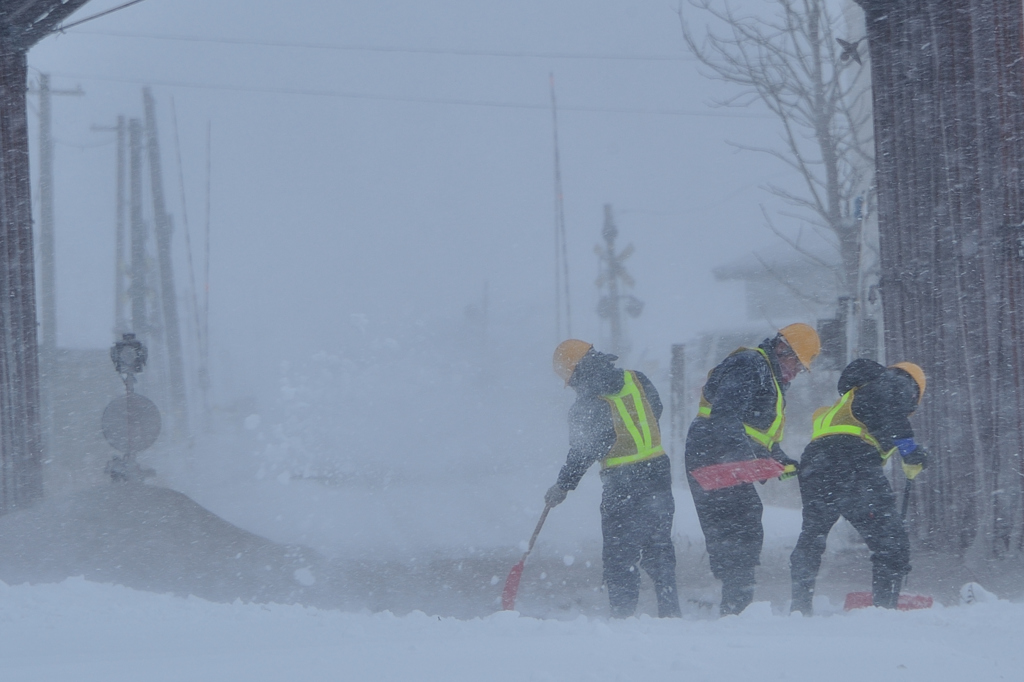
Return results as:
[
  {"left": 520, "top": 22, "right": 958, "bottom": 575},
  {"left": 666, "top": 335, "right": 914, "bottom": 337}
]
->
[{"left": 28, "top": 0, "right": 802, "bottom": 401}]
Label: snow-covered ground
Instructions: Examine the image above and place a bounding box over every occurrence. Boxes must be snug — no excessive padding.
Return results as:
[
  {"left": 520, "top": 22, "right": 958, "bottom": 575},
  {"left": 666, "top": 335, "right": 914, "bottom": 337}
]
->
[
  {"left": 1, "top": 577, "right": 1020, "bottom": 681},
  {"left": 8, "top": 345, "right": 1017, "bottom": 678}
]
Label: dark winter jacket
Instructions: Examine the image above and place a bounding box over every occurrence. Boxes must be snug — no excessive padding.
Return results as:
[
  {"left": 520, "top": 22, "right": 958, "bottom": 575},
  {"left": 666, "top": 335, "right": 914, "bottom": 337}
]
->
[
  {"left": 684, "top": 339, "right": 790, "bottom": 472},
  {"left": 802, "top": 362, "right": 918, "bottom": 471},
  {"left": 555, "top": 351, "right": 669, "bottom": 492}
]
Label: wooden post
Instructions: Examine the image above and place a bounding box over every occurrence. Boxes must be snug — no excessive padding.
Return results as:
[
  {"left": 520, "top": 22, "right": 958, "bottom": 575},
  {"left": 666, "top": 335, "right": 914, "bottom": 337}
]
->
[
  {"left": 0, "top": 0, "right": 94, "bottom": 513},
  {"left": 0, "top": 45, "right": 43, "bottom": 512}
]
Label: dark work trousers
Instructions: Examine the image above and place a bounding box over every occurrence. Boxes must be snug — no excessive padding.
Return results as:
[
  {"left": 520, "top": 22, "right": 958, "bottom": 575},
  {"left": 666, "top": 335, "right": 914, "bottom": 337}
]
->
[
  {"left": 599, "top": 464, "right": 681, "bottom": 618},
  {"left": 789, "top": 443, "right": 910, "bottom": 614},
  {"left": 687, "top": 478, "right": 764, "bottom": 615}
]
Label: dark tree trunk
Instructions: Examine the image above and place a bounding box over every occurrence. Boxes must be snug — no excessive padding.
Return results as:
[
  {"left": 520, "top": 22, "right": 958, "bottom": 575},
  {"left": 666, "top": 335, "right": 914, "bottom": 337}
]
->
[{"left": 858, "top": 0, "right": 1024, "bottom": 559}]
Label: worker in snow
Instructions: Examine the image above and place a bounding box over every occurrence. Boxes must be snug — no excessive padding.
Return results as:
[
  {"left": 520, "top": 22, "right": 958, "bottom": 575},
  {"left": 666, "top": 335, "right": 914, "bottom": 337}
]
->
[
  {"left": 545, "top": 340, "right": 681, "bottom": 618},
  {"left": 789, "top": 359, "right": 928, "bottom": 615},
  {"left": 685, "top": 323, "right": 820, "bottom": 616}
]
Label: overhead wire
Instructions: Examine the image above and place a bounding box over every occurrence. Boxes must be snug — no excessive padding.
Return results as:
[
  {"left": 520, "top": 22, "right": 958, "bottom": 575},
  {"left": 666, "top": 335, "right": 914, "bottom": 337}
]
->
[
  {"left": 48, "top": 29, "right": 775, "bottom": 119},
  {"left": 57, "top": 0, "right": 149, "bottom": 32},
  {"left": 46, "top": 71, "right": 771, "bottom": 119},
  {"left": 66, "top": 29, "right": 698, "bottom": 63}
]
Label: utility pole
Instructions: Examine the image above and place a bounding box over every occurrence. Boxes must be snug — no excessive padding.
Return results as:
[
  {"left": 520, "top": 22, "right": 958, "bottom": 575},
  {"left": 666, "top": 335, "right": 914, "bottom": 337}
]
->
[
  {"left": 31, "top": 74, "right": 84, "bottom": 367},
  {"left": 595, "top": 204, "right": 643, "bottom": 359},
  {"left": 93, "top": 117, "right": 129, "bottom": 336},
  {"left": 201, "top": 121, "right": 212, "bottom": 425},
  {"left": 128, "top": 118, "right": 147, "bottom": 338},
  {"left": 550, "top": 74, "right": 572, "bottom": 341},
  {"left": 30, "top": 74, "right": 83, "bottom": 448},
  {"left": 143, "top": 88, "right": 188, "bottom": 438},
  {"left": 115, "top": 116, "right": 127, "bottom": 335}
]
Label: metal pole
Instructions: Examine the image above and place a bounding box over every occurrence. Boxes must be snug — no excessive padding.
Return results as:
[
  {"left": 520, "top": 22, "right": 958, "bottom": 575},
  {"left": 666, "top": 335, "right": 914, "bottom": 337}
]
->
[
  {"left": 602, "top": 204, "right": 622, "bottom": 357},
  {"left": 115, "top": 116, "right": 127, "bottom": 334},
  {"left": 550, "top": 74, "right": 571, "bottom": 341},
  {"left": 128, "top": 118, "right": 147, "bottom": 338},
  {"left": 202, "top": 121, "right": 211, "bottom": 423},
  {"left": 31, "top": 73, "right": 84, "bottom": 453},
  {"left": 142, "top": 88, "right": 188, "bottom": 438}
]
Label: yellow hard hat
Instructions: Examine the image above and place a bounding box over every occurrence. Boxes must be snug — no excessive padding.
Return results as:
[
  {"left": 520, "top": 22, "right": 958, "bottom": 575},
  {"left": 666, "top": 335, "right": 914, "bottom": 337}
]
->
[
  {"left": 553, "top": 339, "right": 593, "bottom": 385},
  {"left": 778, "top": 323, "right": 821, "bottom": 370},
  {"left": 891, "top": 362, "right": 926, "bottom": 402}
]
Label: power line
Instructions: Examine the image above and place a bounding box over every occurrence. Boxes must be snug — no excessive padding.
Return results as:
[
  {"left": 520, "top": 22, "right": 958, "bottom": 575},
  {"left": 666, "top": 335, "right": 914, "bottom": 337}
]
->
[
  {"left": 67, "top": 29, "right": 698, "bottom": 63},
  {"left": 57, "top": 0, "right": 148, "bottom": 32},
  {"left": 47, "top": 71, "right": 771, "bottom": 119}
]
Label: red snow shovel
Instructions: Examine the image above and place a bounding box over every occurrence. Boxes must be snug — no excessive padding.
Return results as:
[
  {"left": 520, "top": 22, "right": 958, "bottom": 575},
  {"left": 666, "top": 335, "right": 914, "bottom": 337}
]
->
[
  {"left": 501, "top": 504, "right": 552, "bottom": 610},
  {"left": 691, "top": 458, "right": 786, "bottom": 491},
  {"left": 844, "top": 479, "right": 933, "bottom": 611},
  {"left": 843, "top": 591, "right": 933, "bottom": 611}
]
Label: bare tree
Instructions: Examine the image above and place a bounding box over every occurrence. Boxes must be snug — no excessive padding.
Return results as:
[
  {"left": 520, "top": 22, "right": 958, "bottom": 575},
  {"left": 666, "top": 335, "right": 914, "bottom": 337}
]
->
[{"left": 680, "top": 0, "right": 875, "bottom": 336}]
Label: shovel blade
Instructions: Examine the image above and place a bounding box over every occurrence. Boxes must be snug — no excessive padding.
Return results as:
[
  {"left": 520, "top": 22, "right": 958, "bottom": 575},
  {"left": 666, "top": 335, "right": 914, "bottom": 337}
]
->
[
  {"left": 501, "top": 559, "right": 526, "bottom": 610},
  {"left": 844, "top": 591, "right": 934, "bottom": 611},
  {"left": 690, "top": 458, "right": 786, "bottom": 491}
]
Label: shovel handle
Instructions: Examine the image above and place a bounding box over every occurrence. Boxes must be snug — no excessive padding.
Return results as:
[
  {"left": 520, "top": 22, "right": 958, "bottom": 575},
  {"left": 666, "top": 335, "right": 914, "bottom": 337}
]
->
[
  {"left": 500, "top": 504, "right": 553, "bottom": 611},
  {"left": 525, "top": 504, "right": 552, "bottom": 556},
  {"left": 901, "top": 478, "right": 912, "bottom": 521}
]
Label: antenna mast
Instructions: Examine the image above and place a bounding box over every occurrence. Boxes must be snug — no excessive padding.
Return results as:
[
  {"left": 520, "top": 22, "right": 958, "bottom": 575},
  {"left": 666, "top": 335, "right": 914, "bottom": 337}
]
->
[{"left": 550, "top": 74, "right": 572, "bottom": 341}]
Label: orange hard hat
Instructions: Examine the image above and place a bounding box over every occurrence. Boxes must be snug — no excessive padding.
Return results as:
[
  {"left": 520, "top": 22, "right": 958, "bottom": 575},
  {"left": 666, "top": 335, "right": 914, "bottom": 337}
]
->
[
  {"left": 779, "top": 323, "right": 821, "bottom": 370},
  {"left": 891, "top": 362, "right": 926, "bottom": 402},
  {"left": 553, "top": 339, "right": 593, "bottom": 385}
]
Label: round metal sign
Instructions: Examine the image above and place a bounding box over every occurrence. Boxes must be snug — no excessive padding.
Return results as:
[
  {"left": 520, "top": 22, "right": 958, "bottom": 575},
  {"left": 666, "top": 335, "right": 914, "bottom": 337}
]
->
[{"left": 102, "top": 394, "right": 161, "bottom": 454}]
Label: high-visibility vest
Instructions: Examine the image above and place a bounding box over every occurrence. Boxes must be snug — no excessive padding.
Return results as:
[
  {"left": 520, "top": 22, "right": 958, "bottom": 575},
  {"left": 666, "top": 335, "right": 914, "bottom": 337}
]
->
[
  {"left": 810, "top": 388, "right": 896, "bottom": 460},
  {"left": 696, "top": 347, "right": 785, "bottom": 450},
  {"left": 601, "top": 371, "right": 666, "bottom": 468}
]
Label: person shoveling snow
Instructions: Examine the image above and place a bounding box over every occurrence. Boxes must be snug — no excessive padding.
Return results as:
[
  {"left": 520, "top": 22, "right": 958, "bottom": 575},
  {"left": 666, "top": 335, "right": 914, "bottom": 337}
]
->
[{"left": 790, "top": 359, "right": 931, "bottom": 615}]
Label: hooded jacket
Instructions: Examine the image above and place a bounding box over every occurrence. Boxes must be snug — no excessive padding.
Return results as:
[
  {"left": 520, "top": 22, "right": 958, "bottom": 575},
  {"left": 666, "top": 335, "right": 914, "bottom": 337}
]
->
[
  {"left": 555, "top": 351, "right": 668, "bottom": 491},
  {"left": 805, "top": 361, "right": 919, "bottom": 468},
  {"left": 685, "top": 338, "right": 789, "bottom": 472}
]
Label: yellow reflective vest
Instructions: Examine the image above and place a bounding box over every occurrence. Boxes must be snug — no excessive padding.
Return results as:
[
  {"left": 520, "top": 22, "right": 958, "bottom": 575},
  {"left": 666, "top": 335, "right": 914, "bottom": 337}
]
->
[
  {"left": 811, "top": 388, "right": 896, "bottom": 461},
  {"left": 600, "top": 371, "right": 666, "bottom": 468},
  {"left": 696, "top": 347, "right": 785, "bottom": 450}
]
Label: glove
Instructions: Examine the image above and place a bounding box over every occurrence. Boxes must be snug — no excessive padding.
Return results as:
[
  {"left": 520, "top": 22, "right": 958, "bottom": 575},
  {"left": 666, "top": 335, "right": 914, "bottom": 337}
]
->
[
  {"left": 545, "top": 484, "right": 568, "bottom": 508},
  {"left": 779, "top": 461, "right": 799, "bottom": 481},
  {"left": 901, "top": 446, "right": 928, "bottom": 480}
]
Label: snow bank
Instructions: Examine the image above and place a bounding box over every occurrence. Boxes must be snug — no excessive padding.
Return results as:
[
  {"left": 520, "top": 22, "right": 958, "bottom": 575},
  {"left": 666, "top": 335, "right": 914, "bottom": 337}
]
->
[{"left": 1, "top": 578, "right": 1020, "bottom": 681}]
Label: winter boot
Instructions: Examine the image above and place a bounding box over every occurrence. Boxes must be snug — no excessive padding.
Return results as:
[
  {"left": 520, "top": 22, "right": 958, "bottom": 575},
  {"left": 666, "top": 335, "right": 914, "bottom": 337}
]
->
[
  {"left": 720, "top": 581, "right": 754, "bottom": 616},
  {"left": 790, "top": 578, "right": 814, "bottom": 616},
  {"left": 872, "top": 571, "right": 902, "bottom": 609},
  {"left": 655, "top": 581, "right": 682, "bottom": 618}
]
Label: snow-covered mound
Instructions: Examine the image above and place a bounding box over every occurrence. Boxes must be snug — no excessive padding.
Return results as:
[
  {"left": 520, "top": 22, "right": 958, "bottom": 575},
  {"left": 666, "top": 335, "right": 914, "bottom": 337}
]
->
[
  {"left": 0, "top": 483, "right": 328, "bottom": 606},
  {"left": 0, "top": 578, "right": 1021, "bottom": 681}
]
